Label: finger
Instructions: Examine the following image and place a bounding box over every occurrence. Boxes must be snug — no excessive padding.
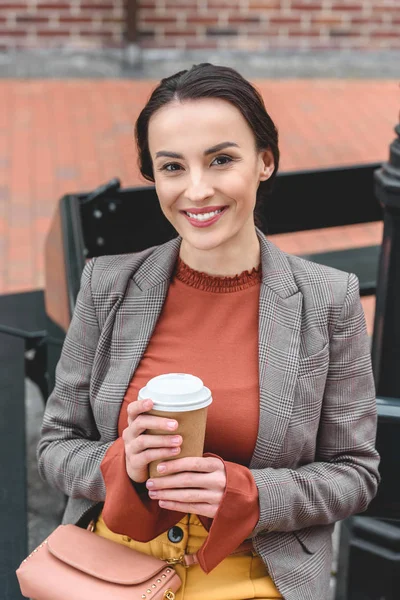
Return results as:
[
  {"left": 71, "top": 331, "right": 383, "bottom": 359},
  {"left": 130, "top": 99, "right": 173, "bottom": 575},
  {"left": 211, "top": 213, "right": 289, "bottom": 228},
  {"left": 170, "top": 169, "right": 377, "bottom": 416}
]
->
[
  {"left": 133, "top": 434, "right": 182, "bottom": 452},
  {"left": 148, "top": 488, "right": 220, "bottom": 504},
  {"left": 155, "top": 456, "right": 222, "bottom": 475},
  {"left": 158, "top": 500, "right": 217, "bottom": 519},
  {"left": 127, "top": 446, "right": 182, "bottom": 471},
  {"left": 146, "top": 472, "right": 212, "bottom": 490},
  {"left": 130, "top": 414, "right": 179, "bottom": 437},
  {"left": 127, "top": 399, "right": 153, "bottom": 426}
]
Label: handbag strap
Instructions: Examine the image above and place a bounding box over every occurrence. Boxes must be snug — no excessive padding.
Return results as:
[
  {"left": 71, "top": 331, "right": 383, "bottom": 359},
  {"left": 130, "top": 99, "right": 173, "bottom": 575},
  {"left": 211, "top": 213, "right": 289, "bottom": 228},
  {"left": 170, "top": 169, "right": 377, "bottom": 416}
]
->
[{"left": 166, "top": 540, "right": 254, "bottom": 568}]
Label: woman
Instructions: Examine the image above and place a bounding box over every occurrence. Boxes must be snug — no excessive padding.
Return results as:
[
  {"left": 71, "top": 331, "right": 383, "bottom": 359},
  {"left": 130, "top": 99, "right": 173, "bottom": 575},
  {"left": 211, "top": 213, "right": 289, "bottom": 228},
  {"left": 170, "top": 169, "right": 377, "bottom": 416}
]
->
[{"left": 37, "top": 63, "right": 380, "bottom": 600}]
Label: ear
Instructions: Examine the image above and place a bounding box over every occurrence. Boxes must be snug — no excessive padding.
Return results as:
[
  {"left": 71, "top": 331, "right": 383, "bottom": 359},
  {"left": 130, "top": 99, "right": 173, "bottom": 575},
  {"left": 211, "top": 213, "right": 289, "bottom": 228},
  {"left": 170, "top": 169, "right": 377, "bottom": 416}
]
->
[{"left": 258, "top": 149, "right": 275, "bottom": 182}]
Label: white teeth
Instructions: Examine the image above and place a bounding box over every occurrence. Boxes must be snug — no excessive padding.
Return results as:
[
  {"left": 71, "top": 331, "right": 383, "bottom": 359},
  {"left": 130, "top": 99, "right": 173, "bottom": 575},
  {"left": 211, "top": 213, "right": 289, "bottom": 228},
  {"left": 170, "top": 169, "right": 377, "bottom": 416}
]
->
[{"left": 186, "top": 209, "right": 223, "bottom": 221}]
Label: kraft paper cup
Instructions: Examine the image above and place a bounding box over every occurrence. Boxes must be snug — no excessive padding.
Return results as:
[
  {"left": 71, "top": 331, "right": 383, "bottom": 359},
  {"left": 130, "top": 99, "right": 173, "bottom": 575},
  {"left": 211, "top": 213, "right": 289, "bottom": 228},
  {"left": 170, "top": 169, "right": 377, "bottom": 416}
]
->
[{"left": 138, "top": 373, "right": 212, "bottom": 478}]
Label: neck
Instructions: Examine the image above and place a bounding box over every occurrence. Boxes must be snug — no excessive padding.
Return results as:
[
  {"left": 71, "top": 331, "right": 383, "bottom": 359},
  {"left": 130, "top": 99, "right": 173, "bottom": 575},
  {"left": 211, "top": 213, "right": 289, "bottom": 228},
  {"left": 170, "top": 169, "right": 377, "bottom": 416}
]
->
[{"left": 179, "top": 225, "right": 261, "bottom": 277}]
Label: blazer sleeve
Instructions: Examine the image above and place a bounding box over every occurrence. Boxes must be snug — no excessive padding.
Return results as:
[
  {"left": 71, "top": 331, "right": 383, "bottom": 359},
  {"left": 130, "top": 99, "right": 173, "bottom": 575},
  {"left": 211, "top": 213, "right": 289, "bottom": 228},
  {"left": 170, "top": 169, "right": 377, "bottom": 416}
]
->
[
  {"left": 250, "top": 272, "right": 380, "bottom": 535},
  {"left": 37, "top": 258, "right": 111, "bottom": 501}
]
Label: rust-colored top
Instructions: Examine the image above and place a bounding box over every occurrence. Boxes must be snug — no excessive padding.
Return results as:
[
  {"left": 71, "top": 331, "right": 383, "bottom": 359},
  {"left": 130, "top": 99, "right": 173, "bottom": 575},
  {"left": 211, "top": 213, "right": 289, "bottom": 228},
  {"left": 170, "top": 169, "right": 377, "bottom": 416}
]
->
[{"left": 101, "top": 257, "right": 261, "bottom": 573}]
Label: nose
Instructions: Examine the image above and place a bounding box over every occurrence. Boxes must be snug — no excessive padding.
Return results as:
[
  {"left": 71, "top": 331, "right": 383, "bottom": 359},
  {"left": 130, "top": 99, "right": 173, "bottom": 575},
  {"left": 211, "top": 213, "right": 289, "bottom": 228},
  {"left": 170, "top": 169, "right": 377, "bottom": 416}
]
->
[{"left": 185, "top": 172, "right": 214, "bottom": 203}]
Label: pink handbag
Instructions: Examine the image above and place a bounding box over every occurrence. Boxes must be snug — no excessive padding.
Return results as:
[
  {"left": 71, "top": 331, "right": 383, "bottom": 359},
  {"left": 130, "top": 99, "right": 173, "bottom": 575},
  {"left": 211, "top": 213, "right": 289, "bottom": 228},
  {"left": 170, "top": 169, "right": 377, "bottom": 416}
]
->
[{"left": 16, "top": 523, "right": 182, "bottom": 600}]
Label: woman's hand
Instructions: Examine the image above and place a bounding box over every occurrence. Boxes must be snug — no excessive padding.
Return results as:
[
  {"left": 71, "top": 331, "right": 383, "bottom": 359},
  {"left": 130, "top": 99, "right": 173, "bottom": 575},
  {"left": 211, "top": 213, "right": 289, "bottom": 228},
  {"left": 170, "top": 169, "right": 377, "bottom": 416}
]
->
[
  {"left": 145, "top": 456, "right": 227, "bottom": 518},
  {"left": 122, "top": 398, "right": 182, "bottom": 483}
]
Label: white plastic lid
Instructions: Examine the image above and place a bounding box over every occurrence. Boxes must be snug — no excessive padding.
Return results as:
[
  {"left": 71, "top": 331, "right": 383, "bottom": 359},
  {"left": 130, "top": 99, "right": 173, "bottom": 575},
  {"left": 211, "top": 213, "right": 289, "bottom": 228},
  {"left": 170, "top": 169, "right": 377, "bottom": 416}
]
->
[{"left": 138, "top": 373, "right": 212, "bottom": 412}]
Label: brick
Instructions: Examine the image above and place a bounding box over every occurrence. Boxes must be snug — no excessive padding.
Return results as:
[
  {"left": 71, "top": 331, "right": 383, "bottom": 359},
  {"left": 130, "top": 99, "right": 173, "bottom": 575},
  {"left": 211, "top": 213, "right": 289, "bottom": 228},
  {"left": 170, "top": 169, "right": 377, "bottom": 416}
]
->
[
  {"left": 206, "top": 27, "right": 238, "bottom": 36},
  {"left": 164, "top": 1, "right": 208, "bottom": 7},
  {"left": 101, "top": 17, "right": 124, "bottom": 24},
  {"left": 0, "top": 29, "right": 25, "bottom": 36},
  {"left": 185, "top": 17, "right": 220, "bottom": 25},
  {"left": 36, "top": 30, "right": 70, "bottom": 36},
  {"left": 228, "top": 16, "right": 261, "bottom": 23},
  {"left": 248, "top": 1, "right": 280, "bottom": 7},
  {"left": 16, "top": 15, "right": 50, "bottom": 23},
  {"left": 291, "top": 2, "right": 324, "bottom": 9},
  {"left": 350, "top": 17, "right": 384, "bottom": 25},
  {"left": 59, "top": 17, "right": 94, "bottom": 23},
  {"left": 246, "top": 28, "right": 280, "bottom": 36},
  {"left": 207, "top": 0, "right": 243, "bottom": 5},
  {"left": 141, "top": 16, "right": 180, "bottom": 23},
  {"left": 80, "top": 4, "right": 114, "bottom": 9},
  {"left": 329, "top": 28, "right": 361, "bottom": 37},
  {"left": 270, "top": 17, "right": 302, "bottom": 24},
  {"left": 163, "top": 29, "right": 201, "bottom": 36},
  {"left": 370, "top": 30, "right": 399, "bottom": 38},
  {"left": 76, "top": 29, "right": 114, "bottom": 36},
  {"left": 37, "top": 3, "right": 71, "bottom": 9},
  {"left": 331, "top": 4, "right": 363, "bottom": 10},
  {"left": 0, "top": 4, "right": 28, "bottom": 9},
  {"left": 311, "top": 16, "right": 343, "bottom": 25},
  {"left": 371, "top": 6, "right": 400, "bottom": 12},
  {"left": 286, "top": 29, "right": 322, "bottom": 36},
  {"left": 205, "top": 2, "right": 243, "bottom": 7}
]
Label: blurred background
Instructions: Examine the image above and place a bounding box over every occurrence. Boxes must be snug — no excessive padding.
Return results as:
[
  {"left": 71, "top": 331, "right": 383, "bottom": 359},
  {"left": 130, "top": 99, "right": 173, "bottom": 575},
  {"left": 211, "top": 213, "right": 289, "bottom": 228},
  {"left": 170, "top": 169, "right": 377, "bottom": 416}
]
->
[{"left": 1, "top": 2, "right": 400, "bottom": 600}]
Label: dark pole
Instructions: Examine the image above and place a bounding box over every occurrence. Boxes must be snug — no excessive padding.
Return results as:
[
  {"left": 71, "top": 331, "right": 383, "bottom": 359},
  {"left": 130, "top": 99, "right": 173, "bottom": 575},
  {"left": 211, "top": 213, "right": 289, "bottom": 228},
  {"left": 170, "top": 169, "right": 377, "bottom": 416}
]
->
[
  {"left": 371, "top": 112, "right": 400, "bottom": 397},
  {"left": 125, "top": 0, "right": 138, "bottom": 44},
  {"left": 124, "top": 0, "right": 141, "bottom": 67}
]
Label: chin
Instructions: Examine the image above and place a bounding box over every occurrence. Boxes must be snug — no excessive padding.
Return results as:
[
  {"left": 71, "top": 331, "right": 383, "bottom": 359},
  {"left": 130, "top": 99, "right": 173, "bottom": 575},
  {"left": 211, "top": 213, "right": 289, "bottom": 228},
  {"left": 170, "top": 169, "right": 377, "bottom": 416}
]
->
[{"left": 180, "top": 229, "right": 233, "bottom": 252}]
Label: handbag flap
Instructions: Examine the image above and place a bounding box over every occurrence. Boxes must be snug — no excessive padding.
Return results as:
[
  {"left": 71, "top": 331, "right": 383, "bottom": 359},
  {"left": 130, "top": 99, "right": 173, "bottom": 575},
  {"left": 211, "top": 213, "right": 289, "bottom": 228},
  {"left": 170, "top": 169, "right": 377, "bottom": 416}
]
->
[{"left": 47, "top": 525, "right": 170, "bottom": 585}]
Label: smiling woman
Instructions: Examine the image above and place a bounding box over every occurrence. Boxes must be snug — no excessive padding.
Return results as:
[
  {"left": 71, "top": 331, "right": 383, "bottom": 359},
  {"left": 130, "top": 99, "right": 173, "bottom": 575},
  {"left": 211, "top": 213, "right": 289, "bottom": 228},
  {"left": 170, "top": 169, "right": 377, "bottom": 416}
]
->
[
  {"left": 147, "top": 98, "right": 274, "bottom": 275},
  {"left": 37, "top": 63, "right": 380, "bottom": 600},
  {"left": 135, "top": 65, "right": 279, "bottom": 276}
]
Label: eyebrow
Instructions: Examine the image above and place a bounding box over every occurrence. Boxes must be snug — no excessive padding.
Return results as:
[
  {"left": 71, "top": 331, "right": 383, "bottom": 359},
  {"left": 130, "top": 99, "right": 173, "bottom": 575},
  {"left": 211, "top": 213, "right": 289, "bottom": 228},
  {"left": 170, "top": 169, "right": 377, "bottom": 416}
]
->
[{"left": 154, "top": 141, "right": 239, "bottom": 160}]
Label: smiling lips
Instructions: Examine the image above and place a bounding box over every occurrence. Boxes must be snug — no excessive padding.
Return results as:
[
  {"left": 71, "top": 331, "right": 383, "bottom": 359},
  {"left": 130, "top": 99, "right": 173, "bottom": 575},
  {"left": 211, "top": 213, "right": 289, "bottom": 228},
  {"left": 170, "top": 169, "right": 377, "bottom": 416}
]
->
[{"left": 181, "top": 206, "right": 228, "bottom": 227}]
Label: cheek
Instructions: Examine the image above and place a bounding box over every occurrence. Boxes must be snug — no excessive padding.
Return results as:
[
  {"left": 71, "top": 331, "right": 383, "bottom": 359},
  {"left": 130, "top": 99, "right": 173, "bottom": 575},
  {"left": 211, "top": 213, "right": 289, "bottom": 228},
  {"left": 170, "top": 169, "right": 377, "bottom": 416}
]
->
[
  {"left": 155, "top": 179, "right": 180, "bottom": 211},
  {"left": 221, "top": 171, "right": 257, "bottom": 204}
]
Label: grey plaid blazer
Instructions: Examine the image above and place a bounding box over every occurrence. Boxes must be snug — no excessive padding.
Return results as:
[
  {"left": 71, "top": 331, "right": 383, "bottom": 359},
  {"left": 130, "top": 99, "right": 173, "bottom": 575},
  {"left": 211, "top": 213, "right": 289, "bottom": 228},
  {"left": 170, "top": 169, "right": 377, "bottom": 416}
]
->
[{"left": 38, "top": 228, "right": 380, "bottom": 600}]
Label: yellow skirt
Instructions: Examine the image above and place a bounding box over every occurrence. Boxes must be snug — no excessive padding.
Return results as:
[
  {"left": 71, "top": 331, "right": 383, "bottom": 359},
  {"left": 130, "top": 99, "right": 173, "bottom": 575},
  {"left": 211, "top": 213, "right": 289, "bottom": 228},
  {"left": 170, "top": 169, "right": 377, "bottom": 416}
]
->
[{"left": 94, "top": 512, "right": 282, "bottom": 600}]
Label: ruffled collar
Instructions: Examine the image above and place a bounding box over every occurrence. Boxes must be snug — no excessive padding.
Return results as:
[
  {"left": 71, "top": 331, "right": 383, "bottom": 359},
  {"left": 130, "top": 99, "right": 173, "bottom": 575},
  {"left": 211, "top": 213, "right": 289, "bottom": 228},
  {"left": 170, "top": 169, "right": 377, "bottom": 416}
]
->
[{"left": 174, "top": 256, "right": 262, "bottom": 293}]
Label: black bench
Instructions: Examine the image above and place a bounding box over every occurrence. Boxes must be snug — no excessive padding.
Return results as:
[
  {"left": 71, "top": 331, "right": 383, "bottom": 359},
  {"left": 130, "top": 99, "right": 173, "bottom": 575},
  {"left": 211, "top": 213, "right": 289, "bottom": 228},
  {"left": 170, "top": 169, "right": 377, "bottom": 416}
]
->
[
  {"left": 47, "top": 162, "right": 382, "bottom": 330},
  {"left": 0, "top": 291, "right": 47, "bottom": 599},
  {"left": 266, "top": 162, "right": 382, "bottom": 297}
]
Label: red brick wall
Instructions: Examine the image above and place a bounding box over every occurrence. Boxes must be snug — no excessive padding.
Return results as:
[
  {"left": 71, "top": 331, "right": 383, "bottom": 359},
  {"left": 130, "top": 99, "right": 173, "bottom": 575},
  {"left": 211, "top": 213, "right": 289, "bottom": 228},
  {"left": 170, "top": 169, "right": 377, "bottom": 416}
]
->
[
  {"left": 139, "top": 0, "right": 400, "bottom": 50},
  {"left": 0, "top": 0, "right": 125, "bottom": 49},
  {"left": 1, "top": 0, "right": 399, "bottom": 50}
]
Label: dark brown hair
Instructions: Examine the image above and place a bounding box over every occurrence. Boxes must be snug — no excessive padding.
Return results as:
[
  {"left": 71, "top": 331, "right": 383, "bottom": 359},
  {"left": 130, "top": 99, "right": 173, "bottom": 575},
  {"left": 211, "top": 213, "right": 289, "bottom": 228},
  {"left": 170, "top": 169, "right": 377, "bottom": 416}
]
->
[{"left": 135, "top": 63, "right": 279, "bottom": 229}]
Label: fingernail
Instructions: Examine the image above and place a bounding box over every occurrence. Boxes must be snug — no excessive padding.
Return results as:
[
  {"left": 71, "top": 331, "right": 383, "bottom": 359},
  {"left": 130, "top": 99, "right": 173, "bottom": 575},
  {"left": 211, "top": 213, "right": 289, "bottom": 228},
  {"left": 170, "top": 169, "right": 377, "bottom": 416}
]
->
[
  {"left": 171, "top": 436, "right": 181, "bottom": 444},
  {"left": 146, "top": 480, "right": 154, "bottom": 488},
  {"left": 171, "top": 447, "right": 180, "bottom": 453},
  {"left": 143, "top": 399, "right": 152, "bottom": 409},
  {"left": 157, "top": 464, "right": 166, "bottom": 473},
  {"left": 167, "top": 420, "right": 177, "bottom": 430}
]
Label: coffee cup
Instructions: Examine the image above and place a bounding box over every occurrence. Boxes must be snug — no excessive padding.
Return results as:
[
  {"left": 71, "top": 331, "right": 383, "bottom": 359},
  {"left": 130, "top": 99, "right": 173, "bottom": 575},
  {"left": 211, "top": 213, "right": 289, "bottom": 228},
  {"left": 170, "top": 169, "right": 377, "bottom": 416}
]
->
[{"left": 138, "top": 373, "right": 212, "bottom": 478}]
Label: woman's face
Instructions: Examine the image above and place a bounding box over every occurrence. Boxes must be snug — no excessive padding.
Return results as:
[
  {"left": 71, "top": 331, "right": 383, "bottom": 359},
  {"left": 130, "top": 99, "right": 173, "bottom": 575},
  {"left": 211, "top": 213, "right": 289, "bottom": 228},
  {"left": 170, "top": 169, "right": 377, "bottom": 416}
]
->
[{"left": 148, "top": 98, "right": 274, "bottom": 256}]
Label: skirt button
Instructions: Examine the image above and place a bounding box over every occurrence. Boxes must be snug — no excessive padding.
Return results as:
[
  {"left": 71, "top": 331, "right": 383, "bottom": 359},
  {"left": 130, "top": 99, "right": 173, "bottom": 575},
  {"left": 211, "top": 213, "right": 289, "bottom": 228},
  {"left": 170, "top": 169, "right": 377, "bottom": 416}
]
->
[{"left": 167, "top": 526, "right": 184, "bottom": 543}]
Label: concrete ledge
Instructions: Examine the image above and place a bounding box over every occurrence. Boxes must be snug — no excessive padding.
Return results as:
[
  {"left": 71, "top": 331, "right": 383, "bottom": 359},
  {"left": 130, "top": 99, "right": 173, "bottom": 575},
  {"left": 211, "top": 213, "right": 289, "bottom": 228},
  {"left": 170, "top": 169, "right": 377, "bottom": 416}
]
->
[{"left": 1, "top": 48, "right": 400, "bottom": 79}]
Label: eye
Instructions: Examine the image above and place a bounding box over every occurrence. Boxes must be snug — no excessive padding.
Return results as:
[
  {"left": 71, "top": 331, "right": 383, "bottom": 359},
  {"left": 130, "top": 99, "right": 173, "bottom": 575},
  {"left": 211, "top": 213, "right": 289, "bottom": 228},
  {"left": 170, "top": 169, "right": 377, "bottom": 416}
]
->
[
  {"left": 159, "top": 162, "right": 183, "bottom": 172},
  {"left": 211, "top": 155, "right": 234, "bottom": 166}
]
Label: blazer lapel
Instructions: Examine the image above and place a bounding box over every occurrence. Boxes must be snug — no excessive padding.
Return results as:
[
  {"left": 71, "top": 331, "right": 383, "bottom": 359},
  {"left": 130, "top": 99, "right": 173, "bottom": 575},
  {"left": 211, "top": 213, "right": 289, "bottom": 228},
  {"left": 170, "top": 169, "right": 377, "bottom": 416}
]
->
[
  {"left": 250, "top": 230, "right": 303, "bottom": 469},
  {"left": 109, "top": 236, "right": 181, "bottom": 411}
]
